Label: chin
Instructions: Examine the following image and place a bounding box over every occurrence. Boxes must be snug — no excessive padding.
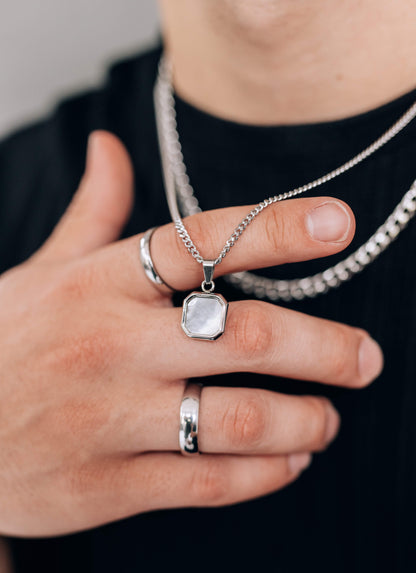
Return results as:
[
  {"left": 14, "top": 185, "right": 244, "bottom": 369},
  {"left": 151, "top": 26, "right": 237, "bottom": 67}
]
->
[{"left": 217, "top": 0, "right": 307, "bottom": 34}]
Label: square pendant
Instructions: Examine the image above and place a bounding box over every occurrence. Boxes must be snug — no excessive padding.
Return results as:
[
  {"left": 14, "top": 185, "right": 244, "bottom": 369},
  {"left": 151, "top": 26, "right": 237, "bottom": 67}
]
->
[{"left": 181, "top": 292, "right": 228, "bottom": 341}]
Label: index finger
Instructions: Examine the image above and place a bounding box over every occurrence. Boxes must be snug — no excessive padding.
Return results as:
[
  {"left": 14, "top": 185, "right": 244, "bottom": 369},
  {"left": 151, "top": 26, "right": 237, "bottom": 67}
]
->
[{"left": 99, "top": 195, "right": 354, "bottom": 299}]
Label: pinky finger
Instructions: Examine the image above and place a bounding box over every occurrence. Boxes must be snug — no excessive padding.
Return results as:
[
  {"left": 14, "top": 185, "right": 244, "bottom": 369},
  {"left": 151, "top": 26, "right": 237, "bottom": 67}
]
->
[
  {"left": 126, "top": 451, "right": 312, "bottom": 514},
  {"left": 16, "top": 453, "right": 312, "bottom": 537}
]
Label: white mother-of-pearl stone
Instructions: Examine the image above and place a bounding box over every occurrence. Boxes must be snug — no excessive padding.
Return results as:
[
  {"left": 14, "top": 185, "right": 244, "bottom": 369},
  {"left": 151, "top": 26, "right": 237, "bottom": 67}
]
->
[{"left": 181, "top": 292, "right": 228, "bottom": 340}]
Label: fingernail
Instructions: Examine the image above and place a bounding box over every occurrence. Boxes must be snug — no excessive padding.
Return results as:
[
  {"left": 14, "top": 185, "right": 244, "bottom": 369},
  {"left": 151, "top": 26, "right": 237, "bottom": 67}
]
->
[
  {"left": 324, "top": 402, "right": 341, "bottom": 445},
  {"left": 306, "top": 201, "right": 351, "bottom": 242},
  {"left": 288, "top": 452, "right": 312, "bottom": 475},
  {"left": 358, "top": 336, "right": 384, "bottom": 384}
]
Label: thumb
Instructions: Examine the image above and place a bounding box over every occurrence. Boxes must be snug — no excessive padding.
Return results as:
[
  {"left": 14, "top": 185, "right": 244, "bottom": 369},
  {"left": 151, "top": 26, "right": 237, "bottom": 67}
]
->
[{"left": 36, "top": 130, "right": 134, "bottom": 262}]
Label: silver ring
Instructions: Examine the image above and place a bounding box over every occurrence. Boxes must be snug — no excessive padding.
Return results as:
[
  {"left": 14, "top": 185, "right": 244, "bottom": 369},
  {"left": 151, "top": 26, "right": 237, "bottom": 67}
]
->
[
  {"left": 179, "top": 383, "right": 202, "bottom": 456},
  {"left": 139, "top": 227, "right": 175, "bottom": 292}
]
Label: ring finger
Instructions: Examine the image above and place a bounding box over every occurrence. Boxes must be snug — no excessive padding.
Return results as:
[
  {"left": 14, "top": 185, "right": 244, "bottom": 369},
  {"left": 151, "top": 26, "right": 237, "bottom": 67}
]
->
[{"left": 110, "top": 384, "right": 339, "bottom": 456}]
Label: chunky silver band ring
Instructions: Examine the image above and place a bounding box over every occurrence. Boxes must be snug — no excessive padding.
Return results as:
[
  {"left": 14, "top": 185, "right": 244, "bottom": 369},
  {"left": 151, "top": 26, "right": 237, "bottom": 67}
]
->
[
  {"left": 139, "top": 227, "right": 175, "bottom": 292},
  {"left": 179, "top": 383, "right": 202, "bottom": 456}
]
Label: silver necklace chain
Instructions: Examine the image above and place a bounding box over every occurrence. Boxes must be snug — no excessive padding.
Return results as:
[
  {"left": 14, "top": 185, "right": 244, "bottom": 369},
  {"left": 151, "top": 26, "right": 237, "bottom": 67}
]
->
[{"left": 154, "top": 56, "right": 416, "bottom": 301}]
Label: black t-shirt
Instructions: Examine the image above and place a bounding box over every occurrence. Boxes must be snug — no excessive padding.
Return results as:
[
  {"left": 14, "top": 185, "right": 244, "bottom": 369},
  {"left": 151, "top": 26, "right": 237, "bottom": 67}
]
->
[{"left": 3, "top": 44, "right": 416, "bottom": 572}]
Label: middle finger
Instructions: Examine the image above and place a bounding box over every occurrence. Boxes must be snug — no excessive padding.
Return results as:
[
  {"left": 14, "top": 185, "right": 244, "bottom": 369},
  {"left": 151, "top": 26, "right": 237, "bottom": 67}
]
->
[{"left": 153, "top": 300, "right": 384, "bottom": 387}]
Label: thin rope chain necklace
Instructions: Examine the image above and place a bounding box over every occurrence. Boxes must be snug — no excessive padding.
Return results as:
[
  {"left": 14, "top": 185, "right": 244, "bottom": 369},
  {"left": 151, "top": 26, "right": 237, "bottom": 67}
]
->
[{"left": 154, "top": 56, "right": 416, "bottom": 303}]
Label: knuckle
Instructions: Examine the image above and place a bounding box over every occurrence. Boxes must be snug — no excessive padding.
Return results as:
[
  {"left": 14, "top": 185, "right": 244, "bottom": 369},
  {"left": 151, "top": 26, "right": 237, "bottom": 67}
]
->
[
  {"left": 224, "top": 392, "right": 269, "bottom": 450},
  {"left": 45, "top": 328, "right": 118, "bottom": 377},
  {"left": 263, "top": 205, "right": 286, "bottom": 253},
  {"left": 229, "top": 302, "right": 274, "bottom": 363},
  {"left": 66, "top": 462, "right": 106, "bottom": 498},
  {"left": 303, "top": 397, "right": 329, "bottom": 450},
  {"left": 327, "top": 325, "right": 356, "bottom": 383},
  {"left": 191, "top": 460, "right": 228, "bottom": 505}
]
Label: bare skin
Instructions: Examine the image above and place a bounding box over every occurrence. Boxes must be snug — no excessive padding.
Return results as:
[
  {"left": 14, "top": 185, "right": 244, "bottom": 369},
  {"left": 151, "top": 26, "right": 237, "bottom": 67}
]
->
[
  {"left": 158, "top": 0, "right": 416, "bottom": 124},
  {"left": 0, "top": 131, "right": 383, "bottom": 537}
]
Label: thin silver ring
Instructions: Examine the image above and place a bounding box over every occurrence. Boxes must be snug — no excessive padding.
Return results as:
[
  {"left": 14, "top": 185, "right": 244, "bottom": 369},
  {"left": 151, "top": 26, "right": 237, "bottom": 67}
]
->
[
  {"left": 139, "top": 227, "right": 175, "bottom": 292},
  {"left": 179, "top": 383, "right": 202, "bottom": 456}
]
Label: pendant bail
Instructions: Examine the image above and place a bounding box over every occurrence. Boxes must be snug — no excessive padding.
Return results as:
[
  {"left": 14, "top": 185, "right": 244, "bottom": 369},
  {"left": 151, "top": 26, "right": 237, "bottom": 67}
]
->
[{"left": 201, "top": 260, "right": 216, "bottom": 293}]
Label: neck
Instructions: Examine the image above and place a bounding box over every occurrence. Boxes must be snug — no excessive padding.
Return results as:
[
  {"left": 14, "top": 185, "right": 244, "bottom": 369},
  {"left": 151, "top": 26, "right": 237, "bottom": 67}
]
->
[{"left": 158, "top": 0, "right": 416, "bottom": 125}]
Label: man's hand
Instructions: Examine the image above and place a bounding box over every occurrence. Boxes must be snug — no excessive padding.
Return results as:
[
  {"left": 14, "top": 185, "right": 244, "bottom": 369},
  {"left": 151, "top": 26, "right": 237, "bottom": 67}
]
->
[{"left": 0, "top": 131, "right": 383, "bottom": 537}]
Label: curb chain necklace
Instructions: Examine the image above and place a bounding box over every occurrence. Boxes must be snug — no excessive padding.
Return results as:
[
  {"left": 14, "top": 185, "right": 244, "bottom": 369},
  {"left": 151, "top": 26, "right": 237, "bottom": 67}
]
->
[{"left": 154, "top": 55, "right": 416, "bottom": 339}]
